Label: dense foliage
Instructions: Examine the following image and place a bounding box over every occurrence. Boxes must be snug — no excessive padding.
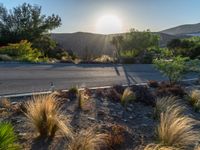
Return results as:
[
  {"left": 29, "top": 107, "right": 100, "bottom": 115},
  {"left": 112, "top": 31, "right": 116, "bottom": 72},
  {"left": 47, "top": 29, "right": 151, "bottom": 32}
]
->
[
  {"left": 167, "top": 37, "right": 200, "bottom": 59},
  {"left": 0, "top": 40, "right": 44, "bottom": 62},
  {"left": 0, "top": 3, "right": 61, "bottom": 46},
  {"left": 111, "top": 29, "right": 159, "bottom": 63},
  {"left": 153, "top": 56, "right": 200, "bottom": 84},
  {"left": 0, "top": 122, "right": 19, "bottom": 150}
]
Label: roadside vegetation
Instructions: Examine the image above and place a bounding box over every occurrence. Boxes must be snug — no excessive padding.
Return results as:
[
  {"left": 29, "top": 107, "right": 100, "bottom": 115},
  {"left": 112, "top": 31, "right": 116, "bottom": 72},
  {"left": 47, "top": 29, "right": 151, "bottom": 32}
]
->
[{"left": 0, "top": 79, "right": 200, "bottom": 149}]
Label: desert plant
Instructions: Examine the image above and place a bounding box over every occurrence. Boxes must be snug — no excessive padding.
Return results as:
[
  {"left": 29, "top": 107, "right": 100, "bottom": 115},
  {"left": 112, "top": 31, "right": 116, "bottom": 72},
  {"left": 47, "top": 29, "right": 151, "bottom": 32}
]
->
[
  {"left": 0, "top": 122, "right": 20, "bottom": 150},
  {"left": 77, "top": 89, "right": 93, "bottom": 111},
  {"left": 24, "top": 94, "right": 72, "bottom": 139},
  {"left": 144, "top": 144, "right": 177, "bottom": 150},
  {"left": 0, "top": 98, "right": 11, "bottom": 109},
  {"left": 68, "top": 128, "right": 106, "bottom": 150},
  {"left": 188, "top": 90, "right": 200, "bottom": 111},
  {"left": 154, "top": 96, "right": 183, "bottom": 119},
  {"left": 156, "top": 105, "right": 199, "bottom": 149},
  {"left": 121, "top": 87, "right": 136, "bottom": 106}
]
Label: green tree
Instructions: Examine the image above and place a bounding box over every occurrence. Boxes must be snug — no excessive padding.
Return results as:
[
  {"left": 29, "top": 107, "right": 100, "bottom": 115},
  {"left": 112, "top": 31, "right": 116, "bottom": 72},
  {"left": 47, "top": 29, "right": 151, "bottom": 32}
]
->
[
  {"left": 111, "top": 29, "right": 159, "bottom": 62},
  {"left": 0, "top": 3, "right": 61, "bottom": 46}
]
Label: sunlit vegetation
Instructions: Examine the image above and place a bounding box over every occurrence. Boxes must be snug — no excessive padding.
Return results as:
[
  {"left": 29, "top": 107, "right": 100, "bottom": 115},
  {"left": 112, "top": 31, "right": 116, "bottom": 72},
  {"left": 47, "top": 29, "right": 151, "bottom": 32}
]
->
[
  {"left": 0, "top": 122, "right": 20, "bottom": 150},
  {"left": 121, "top": 87, "right": 136, "bottom": 106},
  {"left": 0, "top": 40, "right": 44, "bottom": 62},
  {"left": 154, "top": 96, "right": 182, "bottom": 119},
  {"left": 68, "top": 128, "right": 106, "bottom": 150},
  {"left": 188, "top": 90, "right": 200, "bottom": 111},
  {"left": 24, "top": 95, "right": 72, "bottom": 139},
  {"left": 147, "top": 102, "right": 199, "bottom": 150}
]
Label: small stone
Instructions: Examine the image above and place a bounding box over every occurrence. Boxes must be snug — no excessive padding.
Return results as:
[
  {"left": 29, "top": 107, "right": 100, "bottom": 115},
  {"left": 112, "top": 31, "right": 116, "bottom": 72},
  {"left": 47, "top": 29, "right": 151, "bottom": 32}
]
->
[
  {"left": 11, "top": 102, "right": 18, "bottom": 105},
  {"left": 126, "top": 107, "right": 132, "bottom": 112},
  {"left": 129, "top": 116, "right": 133, "bottom": 119},
  {"left": 18, "top": 133, "right": 27, "bottom": 136},
  {"left": 123, "top": 119, "right": 127, "bottom": 122},
  {"left": 88, "top": 117, "right": 96, "bottom": 121}
]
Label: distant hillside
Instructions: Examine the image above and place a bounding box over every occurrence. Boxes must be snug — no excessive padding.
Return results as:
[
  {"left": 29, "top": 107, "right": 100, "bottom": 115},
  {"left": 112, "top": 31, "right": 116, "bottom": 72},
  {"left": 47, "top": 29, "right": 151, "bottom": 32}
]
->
[
  {"left": 51, "top": 32, "right": 187, "bottom": 57},
  {"left": 51, "top": 32, "right": 116, "bottom": 58},
  {"left": 161, "top": 23, "right": 200, "bottom": 35}
]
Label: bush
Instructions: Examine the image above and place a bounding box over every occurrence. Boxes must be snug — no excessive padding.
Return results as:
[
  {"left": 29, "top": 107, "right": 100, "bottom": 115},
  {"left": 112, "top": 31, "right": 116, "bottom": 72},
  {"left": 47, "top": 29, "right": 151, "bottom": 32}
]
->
[
  {"left": 0, "top": 122, "right": 20, "bottom": 150},
  {"left": 156, "top": 105, "right": 198, "bottom": 149},
  {"left": 0, "top": 40, "right": 44, "bottom": 62},
  {"left": 24, "top": 95, "right": 72, "bottom": 138},
  {"left": 121, "top": 87, "right": 136, "bottom": 106},
  {"left": 68, "top": 128, "right": 106, "bottom": 150},
  {"left": 153, "top": 56, "right": 188, "bottom": 84},
  {"left": 154, "top": 96, "right": 183, "bottom": 119}
]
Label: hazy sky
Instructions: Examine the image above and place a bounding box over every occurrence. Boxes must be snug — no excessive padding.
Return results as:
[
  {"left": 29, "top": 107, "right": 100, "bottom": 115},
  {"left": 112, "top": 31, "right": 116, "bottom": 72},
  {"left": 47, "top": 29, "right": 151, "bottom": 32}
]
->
[{"left": 1, "top": 0, "right": 200, "bottom": 33}]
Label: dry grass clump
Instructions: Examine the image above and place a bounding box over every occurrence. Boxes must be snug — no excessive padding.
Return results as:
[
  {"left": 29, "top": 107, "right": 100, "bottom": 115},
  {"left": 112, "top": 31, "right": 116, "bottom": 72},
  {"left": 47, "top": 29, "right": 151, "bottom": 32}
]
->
[
  {"left": 0, "top": 98, "right": 11, "bottom": 109},
  {"left": 24, "top": 94, "right": 72, "bottom": 139},
  {"left": 156, "top": 105, "right": 199, "bottom": 149},
  {"left": 144, "top": 144, "right": 177, "bottom": 150},
  {"left": 78, "top": 89, "right": 92, "bottom": 111},
  {"left": 188, "top": 90, "right": 200, "bottom": 111},
  {"left": 121, "top": 87, "right": 136, "bottom": 106},
  {"left": 68, "top": 128, "right": 107, "bottom": 150},
  {"left": 154, "top": 96, "right": 183, "bottom": 119}
]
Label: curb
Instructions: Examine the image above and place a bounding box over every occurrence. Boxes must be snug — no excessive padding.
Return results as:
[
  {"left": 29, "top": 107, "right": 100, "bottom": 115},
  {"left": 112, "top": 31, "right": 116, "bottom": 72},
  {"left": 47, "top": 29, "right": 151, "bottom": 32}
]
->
[
  {"left": 0, "top": 78, "right": 198, "bottom": 99},
  {"left": 0, "top": 83, "right": 148, "bottom": 99}
]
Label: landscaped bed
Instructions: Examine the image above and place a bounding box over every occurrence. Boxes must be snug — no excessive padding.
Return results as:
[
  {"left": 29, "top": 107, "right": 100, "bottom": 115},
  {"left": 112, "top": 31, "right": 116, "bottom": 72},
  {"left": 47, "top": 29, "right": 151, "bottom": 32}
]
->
[{"left": 0, "top": 80, "right": 200, "bottom": 150}]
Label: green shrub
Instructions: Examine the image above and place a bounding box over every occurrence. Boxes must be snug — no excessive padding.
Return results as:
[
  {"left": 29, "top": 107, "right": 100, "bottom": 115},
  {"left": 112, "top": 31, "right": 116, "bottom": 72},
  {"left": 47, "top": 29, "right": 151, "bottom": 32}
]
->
[
  {"left": 0, "top": 40, "right": 44, "bottom": 62},
  {"left": 0, "top": 122, "right": 20, "bottom": 150},
  {"left": 120, "top": 50, "right": 139, "bottom": 58},
  {"left": 153, "top": 56, "right": 188, "bottom": 84}
]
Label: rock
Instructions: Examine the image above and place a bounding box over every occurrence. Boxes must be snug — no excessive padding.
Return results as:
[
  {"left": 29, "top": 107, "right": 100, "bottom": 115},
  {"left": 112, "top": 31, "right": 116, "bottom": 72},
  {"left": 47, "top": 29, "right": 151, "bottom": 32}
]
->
[
  {"left": 88, "top": 117, "right": 96, "bottom": 121},
  {"left": 126, "top": 107, "right": 132, "bottom": 112},
  {"left": 11, "top": 102, "right": 18, "bottom": 105},
  {"left": 18, "top": 133, "right": 27, "bottom": 136},
  {"left": 129, "top": 116, "right": 133, "bottom": 119}
]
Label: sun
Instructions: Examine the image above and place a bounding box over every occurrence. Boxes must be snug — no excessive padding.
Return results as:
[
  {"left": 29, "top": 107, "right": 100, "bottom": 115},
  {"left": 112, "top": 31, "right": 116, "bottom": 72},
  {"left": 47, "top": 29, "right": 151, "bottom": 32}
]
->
[{"left": 96, "top": 15, "right": 122, "bottom": 34}]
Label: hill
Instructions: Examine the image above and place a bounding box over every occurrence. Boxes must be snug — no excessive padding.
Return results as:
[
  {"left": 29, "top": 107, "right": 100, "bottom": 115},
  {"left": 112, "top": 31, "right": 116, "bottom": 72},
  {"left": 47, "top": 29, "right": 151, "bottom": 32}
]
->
[{"left": 161, "top": 23, "right": 200, "bottom": 35}]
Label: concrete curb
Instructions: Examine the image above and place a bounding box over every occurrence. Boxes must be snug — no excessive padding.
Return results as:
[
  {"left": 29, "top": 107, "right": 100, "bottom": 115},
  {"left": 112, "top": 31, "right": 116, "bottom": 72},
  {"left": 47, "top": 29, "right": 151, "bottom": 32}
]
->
[
  {"left": 0, "top": 78, "right": 198, "bottom": 99},
  {"left": 0, "top": 83, "right": 148, "bottom": 98}
]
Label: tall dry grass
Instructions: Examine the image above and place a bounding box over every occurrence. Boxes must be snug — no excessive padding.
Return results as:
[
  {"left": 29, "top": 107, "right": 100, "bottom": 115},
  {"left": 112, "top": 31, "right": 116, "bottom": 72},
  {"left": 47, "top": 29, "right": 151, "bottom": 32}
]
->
[
  {"left": 154, "top": 96, "right": 183, "bottom": 119},
  {"left": 157, "top": 105, "right": 199, "bottom": 149},
  {"left": 188, "top": 90, "right": 200, "bottom": 110},
  {"left": 68, "top": 128, "right": 106, "bottom": 150},
  {"left": 121, "top": 87, "right": 136, "bottom": 106},
  {"left": 24, "top": 94, "right": 72, "bottom": 139}
]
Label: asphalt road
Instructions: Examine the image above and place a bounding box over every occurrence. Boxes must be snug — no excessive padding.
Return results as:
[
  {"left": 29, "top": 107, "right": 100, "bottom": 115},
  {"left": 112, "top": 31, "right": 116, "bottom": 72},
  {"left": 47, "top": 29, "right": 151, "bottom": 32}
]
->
[{"left": 0, "top": 63, "right": 168, "bottom": 95}]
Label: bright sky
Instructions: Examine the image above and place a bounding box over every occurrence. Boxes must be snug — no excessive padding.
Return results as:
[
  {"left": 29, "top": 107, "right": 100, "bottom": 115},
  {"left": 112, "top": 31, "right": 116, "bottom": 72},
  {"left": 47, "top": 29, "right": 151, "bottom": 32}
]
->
[{"left": 1, "top": 0, "right": 200, "bottom": 34}]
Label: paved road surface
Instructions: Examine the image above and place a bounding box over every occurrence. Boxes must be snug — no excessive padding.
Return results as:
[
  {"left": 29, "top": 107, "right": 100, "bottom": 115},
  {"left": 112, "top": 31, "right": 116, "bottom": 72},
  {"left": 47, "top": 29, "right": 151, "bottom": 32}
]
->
[{"left": 0, "top": 63, "right": 168, "bottom": 95}]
